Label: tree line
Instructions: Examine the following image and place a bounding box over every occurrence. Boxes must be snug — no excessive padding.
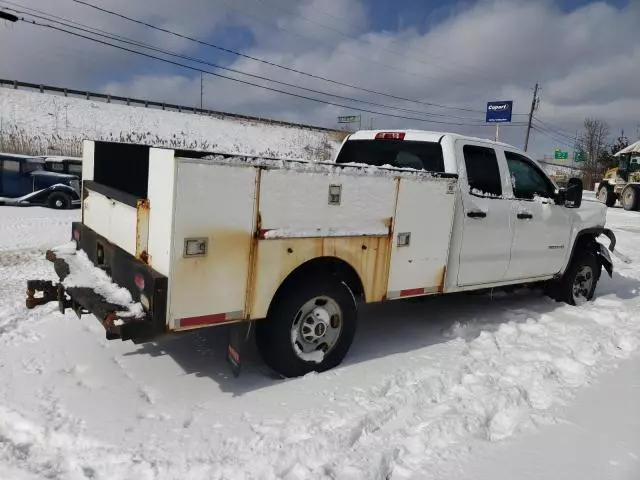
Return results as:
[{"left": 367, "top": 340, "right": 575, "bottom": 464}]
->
[{"left": 575, "top": 118, "right": 632, "bottom": 187}]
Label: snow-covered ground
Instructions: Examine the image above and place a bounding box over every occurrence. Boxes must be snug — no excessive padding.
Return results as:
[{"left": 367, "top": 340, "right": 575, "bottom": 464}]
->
[{"left": 0, "top": 200, "right": 639, "bottom": 480}]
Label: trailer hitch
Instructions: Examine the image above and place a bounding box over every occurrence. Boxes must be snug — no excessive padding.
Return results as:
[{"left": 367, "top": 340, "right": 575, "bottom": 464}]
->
[{"left": 26, "top": 280, "right": 71, "bottom": 312}]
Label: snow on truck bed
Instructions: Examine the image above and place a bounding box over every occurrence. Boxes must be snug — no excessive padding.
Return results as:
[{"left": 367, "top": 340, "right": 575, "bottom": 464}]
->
[
  {"left": 1, "top": 201, "right": 640, "bottom": 479},
  {"left": 198, "top": 154, "right": 456, "bottom": 181}
]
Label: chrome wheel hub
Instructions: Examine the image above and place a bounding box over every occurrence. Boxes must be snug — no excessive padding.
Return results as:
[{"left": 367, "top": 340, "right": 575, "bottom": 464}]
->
[
  {"left": 572, "top": 265, "right": 594, "bottom": 304},
  {"left": 290, "top": 296, "right": 342, "bottom": 360}
]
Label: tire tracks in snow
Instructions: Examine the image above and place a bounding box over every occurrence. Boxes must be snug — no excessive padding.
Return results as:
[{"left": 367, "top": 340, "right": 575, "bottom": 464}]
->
[{"left": 204, "top": 296, "right": 640, "bottom": 480}]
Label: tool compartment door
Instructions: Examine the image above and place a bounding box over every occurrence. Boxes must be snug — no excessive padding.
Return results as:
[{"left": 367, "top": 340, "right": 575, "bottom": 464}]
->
[
  {"left": 387, "top": 176, "right": 457, "bottom": 298},
  {"left": 169, "top": 160, "right": 257, "bottom": 330},
  {"left": 83, "top": 186, "right": 139, "bottom": 257}
]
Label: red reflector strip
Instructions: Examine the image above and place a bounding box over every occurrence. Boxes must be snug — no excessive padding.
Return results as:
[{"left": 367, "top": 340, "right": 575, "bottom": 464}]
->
[
  {"left": 227, "top": 345, "right": 240, "bottom": 364},
  {"left": 179, "top": 311, "right": 243, "bottom": 328},
  {"left": 399, "top": 288, "right": 426, "bottom": 297},
  {"left": 375, "top": 131, "right": 405, "bottom": 140}
]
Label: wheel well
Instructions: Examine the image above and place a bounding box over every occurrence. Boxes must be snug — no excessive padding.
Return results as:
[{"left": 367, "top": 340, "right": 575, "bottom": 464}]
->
[
  {"left": 269, "top": 257, "right": 365, "bottom": 314},
  {"left": 565, "top": 229, "right": 607, "bottom": 272}
]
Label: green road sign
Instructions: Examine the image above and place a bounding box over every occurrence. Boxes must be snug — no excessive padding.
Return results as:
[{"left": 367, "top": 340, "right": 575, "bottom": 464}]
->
[
  {"left": 337, "top": 115, "right": 360, "bottom": 123},
  {"left": 554, "top": 149, "right": 569, "bottom": 160},
  {"left": 573, "top": 151, "right": 586, "bottom": 162}
]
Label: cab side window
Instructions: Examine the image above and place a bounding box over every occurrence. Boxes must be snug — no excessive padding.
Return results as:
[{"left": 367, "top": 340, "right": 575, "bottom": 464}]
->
[
  {"left": 505, "top": 152, "right": 555, "bottom": 200},
  {"left": 463, "top": 145, "right": 502, "bottom": 197},
  {"left": 2, "top": 160, "right": 20, "bottom": 172}
]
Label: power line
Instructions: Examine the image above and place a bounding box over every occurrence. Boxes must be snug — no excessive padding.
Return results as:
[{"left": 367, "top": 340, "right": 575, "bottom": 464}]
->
[
  {"left": 70, "top": 0, "right": 521, "bottom": 115},
  {"left": 14, "top": 14, "right": 529, "bottom": 128},
  {"left": 533, "top": 117, "right": 578, "bottom": 139},
  {"left": 531, "top": 126, "right": 575, "bottom": 149},
  {"left": 532, "top": 123, "right": 575, "bottom": 145},
  {"left": 532, "top": 120, "right": 577, "bottom": 143},
  {"left": 72, "top": 0, "right": 459, "bottom": 89},
  {"left": 2, "top": 5, "right": 500, "bottom": 124}
]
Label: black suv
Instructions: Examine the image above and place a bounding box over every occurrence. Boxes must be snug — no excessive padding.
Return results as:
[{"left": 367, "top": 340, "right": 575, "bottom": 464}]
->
[{"left": 0, "top": 153, "right": 81, "bottom": 209}]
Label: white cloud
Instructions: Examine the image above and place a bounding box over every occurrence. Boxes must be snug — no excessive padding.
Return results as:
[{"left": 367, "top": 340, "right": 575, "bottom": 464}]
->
[{"left": 1, "top": 0, "right": 639, "bottom": 158}]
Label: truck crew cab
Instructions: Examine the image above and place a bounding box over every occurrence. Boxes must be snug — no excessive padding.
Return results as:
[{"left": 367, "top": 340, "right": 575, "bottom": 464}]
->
[{"left": 26, "top": 131, "right": 616, "bottom": 378}]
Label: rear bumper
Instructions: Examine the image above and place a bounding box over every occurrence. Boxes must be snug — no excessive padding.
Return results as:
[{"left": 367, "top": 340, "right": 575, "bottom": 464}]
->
[{"left": 26, "top": 222, "right": 168, "bottom": 343}]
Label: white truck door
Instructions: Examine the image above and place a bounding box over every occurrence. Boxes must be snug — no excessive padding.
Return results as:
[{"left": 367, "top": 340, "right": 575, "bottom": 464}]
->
[
  {"left": 503, "top": 150, "right": 572, "bottom": 279},
  {"left": 456, "top": 142, "right": 513, "bottom": 286}
]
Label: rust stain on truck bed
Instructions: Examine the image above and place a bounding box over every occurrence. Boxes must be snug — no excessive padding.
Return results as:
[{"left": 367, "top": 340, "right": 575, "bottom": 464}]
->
[
  {"left": 436, "top": 266, "right": 446, "bottom": 293},
  {"left": 170, "top": 228, "right": 254, "bottom": 326},
  {"left": 135, "top": 198, "right": 150, "bottom": 265},
  {"left": 248, "top": 235, "right": 391, "bottom": 319}
]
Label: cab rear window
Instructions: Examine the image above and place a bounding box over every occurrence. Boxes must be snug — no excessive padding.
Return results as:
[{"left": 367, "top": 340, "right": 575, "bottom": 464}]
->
[{"left": 335, "top": 139, "right": 445, "bottom": 172}]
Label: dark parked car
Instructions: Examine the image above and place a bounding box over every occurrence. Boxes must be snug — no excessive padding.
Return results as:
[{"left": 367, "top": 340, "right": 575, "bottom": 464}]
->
[
  {"left": 39, "top": 156, "right": 83, "bottom": 177},
  {"left": 0, "top": 153, "right": 81, "bottom": 209}
]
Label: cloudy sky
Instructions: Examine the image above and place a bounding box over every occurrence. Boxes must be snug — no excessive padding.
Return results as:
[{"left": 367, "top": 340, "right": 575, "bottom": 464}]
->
[{"left": 0, "top": 0, "right": 638, "bottom": 159}]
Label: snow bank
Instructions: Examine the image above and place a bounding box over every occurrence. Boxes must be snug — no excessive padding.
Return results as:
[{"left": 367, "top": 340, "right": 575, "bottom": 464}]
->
[{"left": 0, "top": 88, "right": 341, "bottom": 161}]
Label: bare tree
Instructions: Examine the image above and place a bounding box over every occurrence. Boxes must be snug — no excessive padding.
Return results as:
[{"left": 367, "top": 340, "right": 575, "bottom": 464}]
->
[{"left": 577, "top": 118, "right": 610, "bottom": 188}]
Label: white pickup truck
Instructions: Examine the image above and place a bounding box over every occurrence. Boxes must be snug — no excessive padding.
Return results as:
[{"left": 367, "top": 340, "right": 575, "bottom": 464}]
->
[{"left": 26, "top": 130, "right": 616, "bottom": 378}]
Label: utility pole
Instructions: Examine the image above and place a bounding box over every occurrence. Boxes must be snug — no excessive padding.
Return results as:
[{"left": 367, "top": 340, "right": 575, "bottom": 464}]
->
[
  {"left": 571, "top": 129, "right": 578, "bottom": 167},
  {"left": 523, "top": 82, "right": 539, "bottom": 152},
  {"left": 200, "top": 73, "right": 204, "bottom": 110}
]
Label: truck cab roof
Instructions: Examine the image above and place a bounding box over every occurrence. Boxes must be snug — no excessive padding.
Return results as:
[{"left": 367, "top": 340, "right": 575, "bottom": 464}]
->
[{"left": 344, "top": 129, "right": 514, "bottom": 149}]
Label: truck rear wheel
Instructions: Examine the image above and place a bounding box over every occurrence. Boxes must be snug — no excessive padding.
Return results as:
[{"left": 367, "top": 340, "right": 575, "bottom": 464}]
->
[
  {"left": 597, "top": 184, "right": 616, "bottom": 207},
  {"left": 47, "top": 191, "right": 72, "bottom": 210},
  {"left": 548, "top": 251, "right": 600, "bottom": 306},
  {"left": 256, "top": 275, "right": 357, "bottom": 377},
  {"left": 620, "top": 185, "right": 639, "bottom": 211}
]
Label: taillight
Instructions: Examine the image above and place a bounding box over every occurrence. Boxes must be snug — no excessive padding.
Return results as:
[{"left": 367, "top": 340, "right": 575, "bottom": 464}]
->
[
  {"left": 134, "top": 273, "right": 145, "bottom": 291},
  {"left": 375, "top": 132, "right": 405, "bottom": 140},
  {"left": 72, "top": 229, "right": 80, "bottom": 242}
]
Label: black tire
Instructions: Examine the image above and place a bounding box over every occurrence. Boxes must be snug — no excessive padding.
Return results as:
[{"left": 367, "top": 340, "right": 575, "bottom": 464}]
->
[
  {"left": 597, "top": 184, "right": 616, "bottom": 207},
  {"left": 548, "top": 251, "right": 600, "bottom": 306},
  {"left": 256, "top": 275, "right": 357, "bottom": 378},
  {"left": 620, "top": 185, "right": 639, "bottom": 211},
  {"left": 47, "top": 191, "right": 72, "bottom": 210}
]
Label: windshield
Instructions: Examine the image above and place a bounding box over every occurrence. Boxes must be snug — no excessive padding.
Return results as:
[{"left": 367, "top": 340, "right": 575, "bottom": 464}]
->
[
  {"left": 68, "top": 163, "right": 83, "bottom": 175},
  {"left": 335, "top": 139, "right": 445, "bottom": 172}
]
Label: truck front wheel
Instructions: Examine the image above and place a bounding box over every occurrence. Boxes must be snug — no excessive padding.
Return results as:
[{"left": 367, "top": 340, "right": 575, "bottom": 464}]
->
[
  {"left": 47, "top": 191, "right": 72, "bottom": 210},
  {"left": 548, "top": 251, "right": 600, "bottom": 306},
  {"left": 620, "top": 185, "right": 639, "bottom": 211},
  {"left": 597, "top": 184, "right": 616, "bottom": 207},
  {"left": 256, "top": 275, "right": 358, "bottom": 378}
]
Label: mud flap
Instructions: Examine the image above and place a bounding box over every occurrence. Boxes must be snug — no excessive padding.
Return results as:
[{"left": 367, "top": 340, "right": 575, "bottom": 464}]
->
[
  {"left": 227, "top": 321, "right": 252, "bottom": 377},
  {"left": 597, "top": 242, "right": 614, "bottom": 277}
]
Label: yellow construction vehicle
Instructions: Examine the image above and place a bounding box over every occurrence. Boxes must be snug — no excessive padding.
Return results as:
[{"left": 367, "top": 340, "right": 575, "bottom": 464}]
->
[{"left": 596, "top": 140, "right": 640, "bottom": 210}]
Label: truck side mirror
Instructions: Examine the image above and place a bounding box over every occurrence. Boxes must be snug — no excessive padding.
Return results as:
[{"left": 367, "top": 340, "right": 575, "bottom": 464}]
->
[{"left": 564, "top": 177, "right": 582, "bottom": 208}]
